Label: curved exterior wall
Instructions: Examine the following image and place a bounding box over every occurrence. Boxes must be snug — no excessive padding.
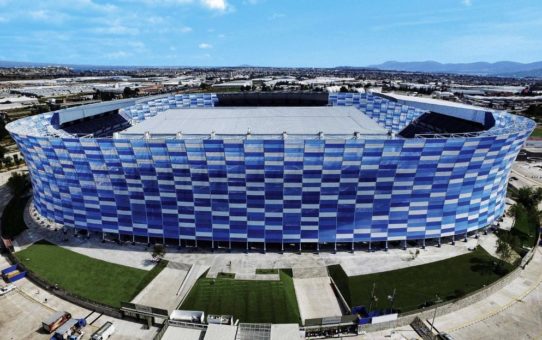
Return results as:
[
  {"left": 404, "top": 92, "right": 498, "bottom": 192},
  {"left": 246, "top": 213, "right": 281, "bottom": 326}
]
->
[{"left": 7, "top": 93, "right": 534, "bottom": 244}]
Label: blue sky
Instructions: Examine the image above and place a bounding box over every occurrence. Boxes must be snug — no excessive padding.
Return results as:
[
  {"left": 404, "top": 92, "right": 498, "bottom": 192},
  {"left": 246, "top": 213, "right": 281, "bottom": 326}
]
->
[{"left": 0, "top": 0, "right": 541, "bottom": 67}]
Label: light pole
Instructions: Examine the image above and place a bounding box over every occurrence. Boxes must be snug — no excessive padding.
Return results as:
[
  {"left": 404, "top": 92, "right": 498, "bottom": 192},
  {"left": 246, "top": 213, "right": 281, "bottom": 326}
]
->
[{"left": 430, "top": 294, "right": 442, "bottom": 337}]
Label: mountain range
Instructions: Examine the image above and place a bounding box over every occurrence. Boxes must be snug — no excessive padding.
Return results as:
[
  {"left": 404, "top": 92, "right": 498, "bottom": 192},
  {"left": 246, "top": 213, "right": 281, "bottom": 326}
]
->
[{"left": 368, "top": 60, "right": 542, "bottom": 77}]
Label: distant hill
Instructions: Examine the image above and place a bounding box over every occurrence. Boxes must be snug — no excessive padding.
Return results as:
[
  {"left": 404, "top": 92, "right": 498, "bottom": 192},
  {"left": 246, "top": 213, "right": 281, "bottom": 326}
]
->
[
  {"left": 369, "top": 60, "right": 542, "bottom": 77},
  {"left": 0, "top": 60, "right": 156, "bottom": 71}
]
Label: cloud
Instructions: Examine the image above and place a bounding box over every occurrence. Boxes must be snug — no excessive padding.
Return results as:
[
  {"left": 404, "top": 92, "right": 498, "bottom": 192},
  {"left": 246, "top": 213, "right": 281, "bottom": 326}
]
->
[
  {"left": 146, "top": 16, "right": 165, "bottom": 24},
  {"left": 180, "top": 26, "right": 193, "bottom": 33},
  {"left": 200, "top": 0, "right": 227, "bottom": 11},
  {"left": 462, "top": 0, "right": 472, "bottom": 6},
  {"left": 105, "top": 51, "right": 130, "bottom": 59},
  {"left": 29, "top": 10, "right": 50, "bottom": 20},
  {"left": 198, "top": 42, "right": 212, "bottom": 49},
  {"left": 268, "top": 12, "right": 285, "bottom": 20},
  {"left": 93, "top": 24, "right": 139, "bottom": 35}
]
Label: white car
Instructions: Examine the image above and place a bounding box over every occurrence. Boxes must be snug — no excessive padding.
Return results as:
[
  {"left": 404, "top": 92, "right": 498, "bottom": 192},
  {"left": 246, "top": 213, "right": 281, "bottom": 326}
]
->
[{"left": 0, "top": 284, "right": 16, "bottom": 296}]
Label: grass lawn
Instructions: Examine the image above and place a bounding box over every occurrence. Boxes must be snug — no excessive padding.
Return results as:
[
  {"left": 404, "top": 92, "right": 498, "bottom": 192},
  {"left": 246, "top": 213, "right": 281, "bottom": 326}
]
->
[
  {"left": 530, "top": 127, "right": 542, "bottom": 138},
  {"left": 1, "top": 196, "right": 29, "bottom": 239},
  {"left": 255, "top": 268, "right": 279, "bottom": 274},
  {"left": 15, "top": 240, "right": 167, "bottom": 308},
  {"left": 181, "top": 269, "right": 300, "bottom": 324},
  {"left": 329, "top": 247, "right": 513, "bottom": 314}
]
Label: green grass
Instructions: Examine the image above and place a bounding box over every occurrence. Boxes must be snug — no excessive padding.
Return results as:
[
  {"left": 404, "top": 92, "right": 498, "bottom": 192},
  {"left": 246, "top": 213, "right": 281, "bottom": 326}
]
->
[
  {"left": 1, "top": 196, "right": 29, "bottom": 239},
  {"left": 530, "top": 127, "right": 542, "bottom": 138},
  {"left": 15, "top": 240, "right": 166, "bottom": 308},
  {"left": 329, "top": 247, "right": 513, "bottom": 314},
  {"left": 181, "top": 269, "right": 300, "bottom": 324},
  {"left": 255, "top": 268, "right": 279, "bottom": 274}
]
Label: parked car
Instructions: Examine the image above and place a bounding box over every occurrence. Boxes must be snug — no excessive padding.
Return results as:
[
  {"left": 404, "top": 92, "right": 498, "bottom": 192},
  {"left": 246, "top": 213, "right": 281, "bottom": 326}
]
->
[
  {"left": 91, "top": 321, "right": 115, "bottom": 340},
  {"left": 0, "top": 284, "right": 16, "bottom": 296}
]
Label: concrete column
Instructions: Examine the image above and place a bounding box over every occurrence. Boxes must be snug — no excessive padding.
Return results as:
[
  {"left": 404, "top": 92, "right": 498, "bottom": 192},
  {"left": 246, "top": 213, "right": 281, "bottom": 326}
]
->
[
  {"left": 422, "top": 239, "right": 426, "bottom": 249},
  {"left": 385, "top": 241, "right": 388, "bottom": 251},
  {"left": 402, "top": 240, "right": 407, "bottom": 250}
]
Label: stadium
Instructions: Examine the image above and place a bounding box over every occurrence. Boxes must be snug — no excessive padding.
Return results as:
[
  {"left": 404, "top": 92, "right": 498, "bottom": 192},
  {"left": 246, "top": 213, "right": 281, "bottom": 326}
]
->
[{"left": 6, "top": 92, "right": 535, "bottom": 250}]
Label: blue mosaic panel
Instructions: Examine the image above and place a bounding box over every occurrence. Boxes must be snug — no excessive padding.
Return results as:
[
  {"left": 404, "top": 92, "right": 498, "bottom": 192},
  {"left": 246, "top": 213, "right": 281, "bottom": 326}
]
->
[{"left": 7, "top": 93, "right": 535, "bottom": 244}]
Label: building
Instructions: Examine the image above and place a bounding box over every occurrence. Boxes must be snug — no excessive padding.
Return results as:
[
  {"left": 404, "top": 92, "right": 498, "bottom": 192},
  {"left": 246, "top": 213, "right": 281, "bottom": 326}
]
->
[{"left": 6, "top": 92, "right": 534, "bottom": 250}]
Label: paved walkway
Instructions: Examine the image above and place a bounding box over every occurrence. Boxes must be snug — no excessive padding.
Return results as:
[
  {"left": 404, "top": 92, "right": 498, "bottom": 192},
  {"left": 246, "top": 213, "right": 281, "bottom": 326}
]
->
[
  {"left": 294, "top": 277, "right": 343, "bottom": 324},
  {"left": 131, "top": 262, "right": 189, "bottom": 312},
  {"left": 432, "top": 247, "right": 542, "bottom": 340}
]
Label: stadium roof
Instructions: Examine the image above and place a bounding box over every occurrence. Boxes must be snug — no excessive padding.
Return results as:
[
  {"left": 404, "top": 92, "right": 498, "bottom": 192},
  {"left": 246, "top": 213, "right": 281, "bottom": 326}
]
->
[{"left": 121, "top": 106, "right": 388, "bottom": 137}]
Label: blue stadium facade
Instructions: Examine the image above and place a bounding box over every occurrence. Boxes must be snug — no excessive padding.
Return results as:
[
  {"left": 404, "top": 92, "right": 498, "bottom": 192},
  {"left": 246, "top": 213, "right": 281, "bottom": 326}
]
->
[{"left": 6, "top": 93, "right": 534, "bottom": 248}]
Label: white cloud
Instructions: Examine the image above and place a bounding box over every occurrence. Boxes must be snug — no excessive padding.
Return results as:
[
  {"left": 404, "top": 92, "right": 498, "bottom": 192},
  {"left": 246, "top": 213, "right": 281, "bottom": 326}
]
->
[
  {"left": 93, "top": 24, "right": 139, "bottom": 35},
  {"left": 268, "top": 12, "right": 285, "bottom": 20},
  {"left": 198, "top": 42, "right": 212, "bottom": 49},
  {"left": 105, "top": 51, "right": 130, "bottom": 59},
  {"left": 462, "top": 0, "right": 472, "bottom": 6},
  {"left": 29, "top": 10, "right": 49, "bottom": 20},
  {"left": 146, "top": 16, "right": 165, "bottom": 24},
  {"left": 180, "top": 26, "right": 193, "bottom": 33},
  {"left": 200, "top": 0, "right": 227, "bottom": 11}
]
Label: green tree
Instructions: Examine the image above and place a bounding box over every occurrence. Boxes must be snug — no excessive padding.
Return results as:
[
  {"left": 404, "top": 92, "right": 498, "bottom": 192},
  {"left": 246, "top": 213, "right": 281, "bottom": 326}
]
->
[
  {"left": 512, "top": 187, "right": 542, "bottom": 210},
  {"left": 7, "top": 171, "right": 29, "bottom": 198},
  {"left": 151, "top": 243, "right": 166, "bottom": 261},
  {"left": 0, "top": 145, "right": 6, "bottom": 159},
  {"left": 496, "top": 238, "right": 512, "bottom": 266},
  {"left": 3, "top": 155, "right": 13, "bottom": 168}
]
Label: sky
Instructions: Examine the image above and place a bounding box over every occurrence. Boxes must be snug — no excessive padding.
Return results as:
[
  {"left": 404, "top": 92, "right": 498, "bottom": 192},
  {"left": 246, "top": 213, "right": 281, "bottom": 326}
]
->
[{"left": 0, "top": 0, "right": 541, "bottom": 67}]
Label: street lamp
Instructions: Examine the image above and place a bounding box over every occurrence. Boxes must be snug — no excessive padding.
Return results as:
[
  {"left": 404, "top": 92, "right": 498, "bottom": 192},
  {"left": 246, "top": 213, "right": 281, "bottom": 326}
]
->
[{"left": 430, "top": 294, "right": 442, "bottom": 336}]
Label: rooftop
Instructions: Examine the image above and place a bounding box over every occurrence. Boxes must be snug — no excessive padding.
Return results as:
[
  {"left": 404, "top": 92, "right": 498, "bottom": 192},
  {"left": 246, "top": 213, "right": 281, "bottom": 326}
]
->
[{"left": 120, "top": 106, "right": 388, "bottom": 137}]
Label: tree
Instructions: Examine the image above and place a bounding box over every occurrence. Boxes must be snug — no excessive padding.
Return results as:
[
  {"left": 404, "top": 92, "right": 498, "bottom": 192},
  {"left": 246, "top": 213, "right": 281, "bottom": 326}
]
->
[
  {"left": 123, "top": 87, "right": 139, "bottom": 98},
  {"left": 3, "top": 155, "right": 13, "bottom": 168},
  {"left": 7, "top": 171, "right": 29, "bottom": 198},
  {"left": 512, "top": 187, "right": 542, "bottom": 210},
  {"left": 0, "top": 145, "right": 6, "bottom": 159},
  {"left": 496, "top": 238, "right": 512, "bottom": 266},
  {"left": 339, "top": 86, "right": 349, "bottom": 93},
  {"left": 151, "top": 243, "right": 166, "bottom": 261}
]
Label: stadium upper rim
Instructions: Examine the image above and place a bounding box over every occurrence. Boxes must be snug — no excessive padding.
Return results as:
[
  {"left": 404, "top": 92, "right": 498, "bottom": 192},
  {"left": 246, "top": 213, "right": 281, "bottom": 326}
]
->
[{"left": 5, "top": 92, "right": 536, "bottom": 141}]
